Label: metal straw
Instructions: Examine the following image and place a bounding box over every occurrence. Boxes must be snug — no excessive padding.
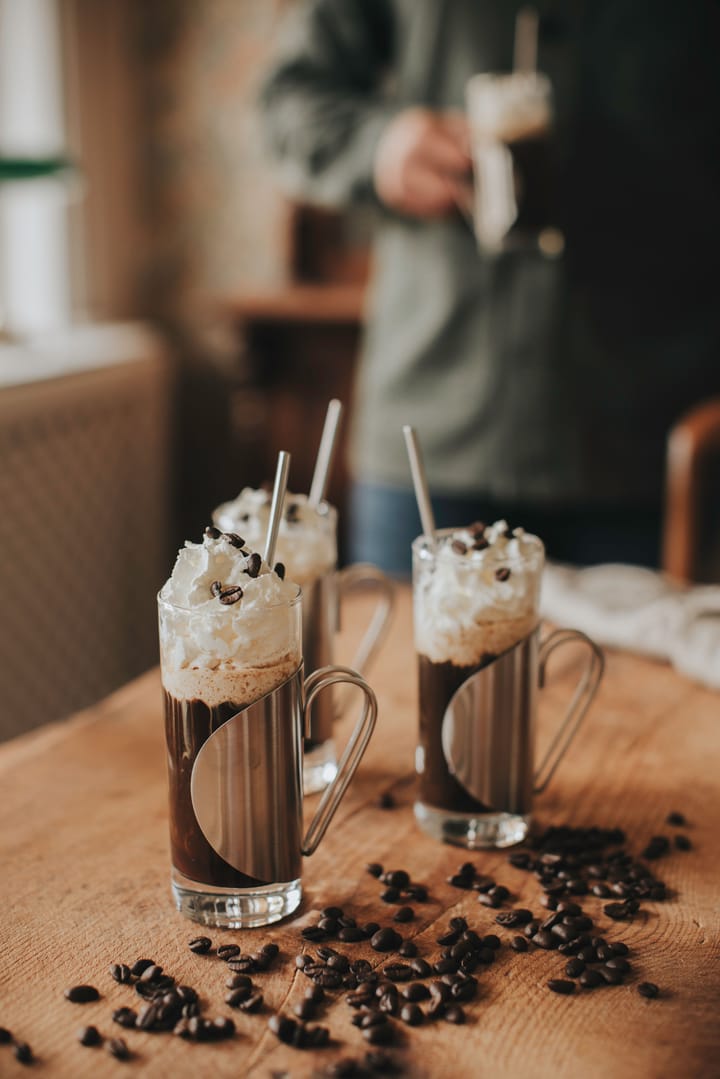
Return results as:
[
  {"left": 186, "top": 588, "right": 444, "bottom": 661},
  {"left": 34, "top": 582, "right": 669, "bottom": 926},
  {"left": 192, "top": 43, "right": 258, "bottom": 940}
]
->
[
  {"left": 263, "top": 450, "right": 291, "bottom": 566},
  {"left": 308, "top": 399, "right": 343, "bottom": 507},
  {"left": 514, "top": 7, "right": 539, "bottom": 73},
  {"left": 403, "top": 425, "right": 437, "bottom": 549}
]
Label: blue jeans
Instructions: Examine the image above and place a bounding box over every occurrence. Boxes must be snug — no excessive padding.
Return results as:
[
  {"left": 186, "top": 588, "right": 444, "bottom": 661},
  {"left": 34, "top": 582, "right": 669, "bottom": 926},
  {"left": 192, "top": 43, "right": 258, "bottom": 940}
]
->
[{"left": 347, "top": 482, "right": 661, "bottom": 577}]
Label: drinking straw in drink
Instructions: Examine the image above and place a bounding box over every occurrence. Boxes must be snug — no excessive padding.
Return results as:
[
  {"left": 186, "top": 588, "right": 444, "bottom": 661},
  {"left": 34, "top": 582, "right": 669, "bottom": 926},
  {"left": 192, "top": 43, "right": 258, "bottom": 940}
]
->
[
  {"left": 308, "top": 399, "right": 343, "bottom": 507},
  {"left": 263, "top": 450, "right": 291, "bottom": 566},
  {"left": 403, "top": 425, "right": 437, "bottom": 550}
]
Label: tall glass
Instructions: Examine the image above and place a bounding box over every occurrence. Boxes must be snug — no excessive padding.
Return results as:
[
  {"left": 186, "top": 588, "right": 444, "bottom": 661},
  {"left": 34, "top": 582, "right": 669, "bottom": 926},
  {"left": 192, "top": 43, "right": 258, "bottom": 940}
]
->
[
  {"left": 213, "top": 491, "right": 394, "bottom": 793},
  {"left": 413, "top": 527, "right": 603, "bottom": 848},
  {"left": 466, "top": 71, "right": 562, "bottom": 255},
  {"left": 159, "top": 587, "right": 377, "bottom": 928}
]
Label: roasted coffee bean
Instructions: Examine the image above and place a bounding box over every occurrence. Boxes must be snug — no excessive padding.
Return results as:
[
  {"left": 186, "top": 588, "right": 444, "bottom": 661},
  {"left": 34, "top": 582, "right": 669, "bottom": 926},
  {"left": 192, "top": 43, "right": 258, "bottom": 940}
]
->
[
  {"left": 371, "top": 928, "right": 402, "bottom": 953},
  {"left": 364, "top": 1049, "right": 399, "bottom": 1074},
  {"left": 482, "top": 934, "right": 501, "bottom": 950},
  {"left": 317, "top": 946, "right": 339, "bottom": 961},
  {"left": 401, "top": 982, "right": 430, "bottom": 1003},
  {"left": 394, "top": 906, "right": 414, "bottom": 923},
  {"left": 217, "top": 944, "right": 241, "bottom": 961},
  {"left": 136, "top": 1003, "right": 160, "bottom": 1030},
  {"left": 212, "top": 1016, "right": 236, "bottom": 1039},
  {"left": 326, "top": 1059, "right": 363, "bottom": 1078},
  {"left": 400, "top": 1003, "right": 424, "bottom": 1026},
  {"left": 342, "top": 972, "right": 359, "bottom": 989},
  {"left": 495, "top": 567, "right": 511, "bottom": 581},
  {"left": 112, "top": 1007, "right": 137, "bottom": 1029},
  {"left": 210, "top": 580, "right": 223, "bottom": 597},
  {"left": 557, "top": 901, "right": 584, "bottom": 916},
  {"left": 398, "top": 941, "right": 418, "bottom": 959},
  {"left": 383, "top": 963, "right": 414, "bottom": 982},
  {"left": 226, "top": 987, "right": 252, "bottom": 1008},
  {"left": 358, "top": 1013, "right": 387, "bottom": 1031},
  {"left": 541, "top": 895, "right": 559, "bottom": 910},
  {"left": 666, "top": 811, "right": 686, "bottom": 826},
  {"left": 436, "top": 929, "right": 460, "bottom": 946},
  {"left": 448, "top": 874, "right": 474, "bottom": 889},
  {"left": 496, "top": 908, "right": 533, "bottom": 928},
  {"left": 107, "top": 1038, "right": 130, "bottom": 1060},
  {"left": 318, "top": 917, "right": 339, "bottom": 934},
  {"left": 226, "top": 973, "right": 253, "bottom": 991},
  {"left": 378, "top": 992, "right": 399, "bottom": 1016},
  {"left": 450, "top": 979, "right": 477, "bottom": 1002},
  {"left": 511, "top": 936, "right": 529, "bottom": 953},
  {"left": 377, "top": 790, "right": 395, "bottom": 809},
  {"left": 226, "top": 956, "right": 256, "bottom": 973},
  {"left": 238, "top": 992, "right": 264, "bottom": 1013},
  {"left": 77, "top": 1025, "right": 102, "bottom": 1047},
  {"left": 674, "top": 834, "right": 692, "bottom": 851},
  {"left": 579, "top": 969, "right": 604, "bottom": 989},
  {"left": 592, "top": 884, "right": 612, "bottom": 898},
  {"left": 433, "top": 957, "right": 459, "bottom": 975},
  {"left": 338, "top": 927, "right": 366, "bottom": 943},
  {"left": 577, "top": 946, "right": 597, "bottom": 963},
  {"left": 139, "top": 963, "right": 163, "bottom": 983},
  {"left": 363, "top": 923, "right": 381, "bottom": 938},
  {"left": 245, "top": 552, "right": 262, "bottom": 578},
  {"left": 13, "top": 1041, "right": 33, "bottom": 1065},
  {"left": 188, "top": 936, "right": 212, "bottom": 955},
  {"left": 0, "top": 1028, "right": 11, "bottom": 1044},
  {"left": 268, "top": 1014, "right": 296, "bottom": 1044},
  {"left": 478, "top": 893, "right": 502, "bottom": 909},
  {"left": 649, "top": 885, "right": 667, "bottom": 901},
  {"left": 594, "top": 944, "right": 613, "bottom": 962},
  {"left": 524, "top": 919, "right": 541, "bottom": 938},
  {"left": 541, "top": 911, "right": 564, "bottom": 931},
  {"left": 273, "top": 561, "right": 286, "bottom": 580},
  {"left": 565, "top": 959, "right": 585, "bottom": 978},
  {"left": 605, "top": 957, "right": 631, "bottom": 973},
  {"left": 363, "top": 1024, "right": 394, "bottom": 1045},
  {"left": 642, "top": 836, "right": 670, "bottom": 860},
  {"left": 261, "top": 942, "right": 279, "bottom": 960},
  {"left": 181, "top": 1002, "right": 200, "bottom": 1019},
  {"left": 551, "top": 924, "right": 583, "bottom": 945},
  {"left": 610, "top": 941, "right": 629, "bottom": 956},
  {"left": 293, "top": 999, "right": 316, "bottom": 1021},
  {"left": 403, "top": 958, "right": 429, "bottom": 979},
  {"left": 65, "top": 985, "right": 100, "bottom": 1004},
  {"left": 406, "top": 883, "right": 428, "bottom": 903},
  {"left": 346, "top": 988, "right": 374, "bottom": 1011},
  {"left": 604, "top": 902, "right": 634, "bottom": 921},
  {"left": 313, "top": 970, "right": 343, "bottom": 990},
  {"left": 108, "top": 963, "right": 132, "bottom": 985},
  {"left": 598, "top": 965, "right": 624, "bottom": 985},
  {"left": 327, "top": 954, "right": 350, "bottom": 974},
  {"left": 366, "top": 863, "right": 384, "bottom": 878},
  {"left": 219, "top": 585, "right": 243, "bottom": 605},
  {"left": 443, "top": 1005, "right": 466, "bottom": 1025},
  {"left": 638, "top": 981, "right": 660, "bottom": 998},
  {"left": 381, "top": 887, "right": 400, "bottom": 904},
  {"left": 451, "top": 539, "right": 468, "bottom": 555},
  {"left": 547, "top": 979, "right": 575, "bottom": 995},
  {"left": 532, "top": 930, "right": 557, "bottom": 950}
]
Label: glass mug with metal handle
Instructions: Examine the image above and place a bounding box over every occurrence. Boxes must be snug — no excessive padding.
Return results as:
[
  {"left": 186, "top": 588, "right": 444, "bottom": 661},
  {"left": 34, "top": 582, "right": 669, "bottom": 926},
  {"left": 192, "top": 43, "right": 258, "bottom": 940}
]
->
[
  {"left": 412, "top": 524, "right": 604, "bottom": 849},
  {"left": 159, "top": 538, "right": 377, "bottom": 928},
  {"left": 213, "top": 490, "right": 394, "bottom": 793}
]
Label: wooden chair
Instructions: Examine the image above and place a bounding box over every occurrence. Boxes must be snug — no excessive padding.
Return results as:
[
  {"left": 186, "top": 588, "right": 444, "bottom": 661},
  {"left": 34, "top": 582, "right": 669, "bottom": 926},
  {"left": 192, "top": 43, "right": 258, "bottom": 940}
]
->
[{"left": 662, "top": 398, "right": 720, "bottom": 583}]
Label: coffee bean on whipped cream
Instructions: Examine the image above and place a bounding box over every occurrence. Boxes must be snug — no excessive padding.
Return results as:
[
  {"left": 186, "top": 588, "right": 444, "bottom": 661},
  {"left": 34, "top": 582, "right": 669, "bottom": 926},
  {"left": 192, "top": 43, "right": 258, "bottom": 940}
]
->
[
  {"left": 495, "top": 567, "right": 511, "bottom": 581},
  {"left": 204, "top": 526, "right": 221, "bottom": 540},
  {"left": 245, "top": 552, "right": 262, "bottom": 578},
  {"left": 451, "top": 540, "right": 467, "bottom": 555},
  {"left": 219, "top": 585, "right": 243, "bottom": 606},
  {"left": 225, "top": 532, "right": 245, "bottom": 548},
  {"left": 274, "top": 562, "right": 286, "bottom": 580}
]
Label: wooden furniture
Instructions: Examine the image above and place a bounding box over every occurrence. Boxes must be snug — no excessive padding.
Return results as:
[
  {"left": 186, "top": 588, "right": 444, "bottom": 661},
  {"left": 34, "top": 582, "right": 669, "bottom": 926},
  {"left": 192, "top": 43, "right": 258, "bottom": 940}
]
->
[
  {"left": 2, "top": 588, "right": 718, "bottom": 1077},
  {"left": 663, "top": 397, "right": 720, "bottom": 582}
]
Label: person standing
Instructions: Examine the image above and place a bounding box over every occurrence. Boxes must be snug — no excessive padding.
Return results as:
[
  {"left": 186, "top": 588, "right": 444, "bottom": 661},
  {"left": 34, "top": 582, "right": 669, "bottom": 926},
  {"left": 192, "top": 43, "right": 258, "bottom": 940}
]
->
[{"left": 259, "top": 0, "right": 720, "bottom": 575}]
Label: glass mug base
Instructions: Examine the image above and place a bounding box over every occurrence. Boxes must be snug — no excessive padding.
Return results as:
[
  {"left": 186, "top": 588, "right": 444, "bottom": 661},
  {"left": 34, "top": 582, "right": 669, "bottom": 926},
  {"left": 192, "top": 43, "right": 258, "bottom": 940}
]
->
[
  {"left": 414, "top": 801, "right": 530, "bottom": 849},
  {"left": 171, "top": 869, "right": 302, "bottom": 929},
  {"left": 303, "top": 739, "right": 338, "bottom": 795}
]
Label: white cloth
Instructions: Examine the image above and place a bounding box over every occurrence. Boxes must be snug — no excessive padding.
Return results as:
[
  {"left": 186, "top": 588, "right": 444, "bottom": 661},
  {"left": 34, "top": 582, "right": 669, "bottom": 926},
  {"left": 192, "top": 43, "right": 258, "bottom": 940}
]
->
[{"left": 540, "top": 563, "right": 720, "bottom": 690}]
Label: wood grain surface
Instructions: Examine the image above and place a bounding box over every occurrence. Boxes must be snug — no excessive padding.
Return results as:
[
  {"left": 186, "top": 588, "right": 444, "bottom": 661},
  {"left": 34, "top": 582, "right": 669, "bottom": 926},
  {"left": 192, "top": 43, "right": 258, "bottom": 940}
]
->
[{"left": 1, "top": 587, "right": 718, "bottom": 1078}]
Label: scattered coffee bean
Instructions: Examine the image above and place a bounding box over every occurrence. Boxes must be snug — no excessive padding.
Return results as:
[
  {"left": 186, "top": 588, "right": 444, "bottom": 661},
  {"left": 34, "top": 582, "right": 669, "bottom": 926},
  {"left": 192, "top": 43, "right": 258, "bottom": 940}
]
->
[
  {"left": 532, "top": 930, "right": 557, "bottom": 950},
  {"left": 511, "top": 936, "right": 529, "bottom": 953},
  {"left": 482, "top": 934, "right": 501, "bottom": 950},
  {"left": 139, "top": 963, "right": 163, "bottom": 982},
  {"left": 666, "top": 811, "right": 686, "bottom": 826},
  {"left": 386, "top": 870, "right": 411, "bottom": 889},
  {"left": 293, "top": 999, "right": 316, "bottom": 1021},
  {"left": 394, "top": 906, "right": 414, "bottom": 923},
  {"left": 674, "top": 835, "right": 692, "bottom": 851},
  {"left": 366, "top": 863, "right": 384, "bottom": 878},
  {"left": 0, "top": 1028, "right": 11, "bottom": 1043},
  {"left": 363, "top": 1023, "right": 394, "bottom": 1045},
  {"left": 642, "top": 836, "right": 670, "bottom": 861},
  {"left": 226, "top": 987, "right": 252, "bottom": 1008},
  {"left": 188, "top": 936, "right": 212, "bottom": 955},
  {"left": 610, "top": 942, "right": 629, "bottom": 956},
  {"left": 364, "top": 1050, "right": 399, "bottom": 1074},
  {"left": 383, "top": 963, "right": 414, "bottom": 982},
  {"left": 638, "top": 982, "right": 660, "bottom": 999},
  {"left": 239, "top": 992, "right": 264, "bottom": 1013},
  {"left": 399, "top": 941, "right": 418, "bottom": 958},
  {"left": 400, "top": 1003, "right": 424, "bottom": 1026},
  {"left": 406, "top": 883, "right": 428, "bottom": 903},
  {"left": 339, "top": 927, "right": 366, "bottom": 943},
  {"left": 597, "top": 965, "right": 624, "bottom": 985},
  {"left": 65, "top": 985, "right": 100, "bottom": 1004},
  {"left": 112, "top": 1007, "right": 137, "bottom": 1029},
  {"left": 547, "top": 979, "right": 575, "bottom": 995},
  {"left": 565, "top": 959, "right": 585, "bottom": 978},
  {"left": 14, "top": 1042, "right": 33, "bottom": 1065},
  {"left": 371, "top": 928, "right": 402, "bottom": 953},
  {"left": 579, "top": 969, "right": 603, "bottom": 989},
  {"left": 131, "top": 959, "right": 155, "bottom": 976},
  {"left": 217, "top": 944, "right": 241, "bottom": 961},
  {"left": 444, "top": 1005, "right": 466, "bottom": 1024},
  {"left": 107, "top": 1037, "right": 130, "bottom": 1060},
  {"left": 381, "top": 887, "right": 400, "bottom": 904},
  {"left": 77, "top": 1025, "right": 101, "bottom": 1047},
  {"left": 401, "top": 982, "right": 430, "bottom": 1002}
]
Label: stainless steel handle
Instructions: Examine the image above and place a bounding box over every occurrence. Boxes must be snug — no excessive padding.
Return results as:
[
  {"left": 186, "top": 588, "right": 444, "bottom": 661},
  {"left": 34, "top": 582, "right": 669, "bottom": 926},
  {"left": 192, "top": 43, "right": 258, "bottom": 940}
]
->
[
  {"left": 533, "top": 629, "right": 605, "bottom": 794},
  {"left": 336, "top": 564, "right": 395, "bottom": 677},
  {"left": 301, "top": 665, "right": 377, "bottom": 856}
]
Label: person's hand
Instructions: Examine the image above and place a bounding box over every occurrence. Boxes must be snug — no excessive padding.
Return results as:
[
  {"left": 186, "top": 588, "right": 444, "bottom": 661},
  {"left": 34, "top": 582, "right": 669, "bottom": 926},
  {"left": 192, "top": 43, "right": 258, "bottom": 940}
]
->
[{"left": 373, "top": 107, "right": 472, "bottom": 218}]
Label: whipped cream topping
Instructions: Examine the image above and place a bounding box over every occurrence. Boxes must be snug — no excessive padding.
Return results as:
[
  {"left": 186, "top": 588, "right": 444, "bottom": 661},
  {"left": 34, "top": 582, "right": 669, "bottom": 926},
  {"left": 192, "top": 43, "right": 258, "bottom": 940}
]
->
[
  {"left": 413, "top": 521, "right": 544, "bottom": 665},
  {"left": 213, "top": 488, "right": 337, "bottom": 585},
  {"left": 159, "top": 529, "right": 301, "bottom": 680}
]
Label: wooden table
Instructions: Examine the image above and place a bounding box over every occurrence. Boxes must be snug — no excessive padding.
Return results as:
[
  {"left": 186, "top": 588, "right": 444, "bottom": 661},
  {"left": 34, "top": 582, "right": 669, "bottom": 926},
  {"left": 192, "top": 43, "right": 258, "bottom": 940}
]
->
[{"left": 2, "top": 588, "right": 718, "bottom": 1077}]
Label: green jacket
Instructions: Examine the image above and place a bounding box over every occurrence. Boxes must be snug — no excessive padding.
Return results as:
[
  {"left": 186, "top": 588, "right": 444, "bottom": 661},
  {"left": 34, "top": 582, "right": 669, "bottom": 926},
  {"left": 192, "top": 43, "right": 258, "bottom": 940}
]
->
[{"left": 260, "top": 0, "right": 720, "bottom": 504}]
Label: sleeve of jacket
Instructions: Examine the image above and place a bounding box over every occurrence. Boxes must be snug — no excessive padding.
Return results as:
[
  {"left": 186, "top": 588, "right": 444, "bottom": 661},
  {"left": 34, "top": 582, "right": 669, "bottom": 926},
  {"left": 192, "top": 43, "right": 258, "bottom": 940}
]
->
[{"left": 258, "top": 0, "right": 398, "bottom": 207}]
